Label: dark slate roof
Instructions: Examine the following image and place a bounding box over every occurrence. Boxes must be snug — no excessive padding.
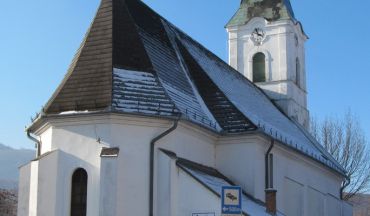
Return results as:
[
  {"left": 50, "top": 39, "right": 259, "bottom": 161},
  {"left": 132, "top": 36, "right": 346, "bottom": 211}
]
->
[
  {"left": 45, "top": 0, "right": 113, "bottom": 113},
  {"left": 226, "top": 0, "right": 296, "bottom": 28},
  {"left": 42, "top": 0, "right": 345, "bottom": 175}
]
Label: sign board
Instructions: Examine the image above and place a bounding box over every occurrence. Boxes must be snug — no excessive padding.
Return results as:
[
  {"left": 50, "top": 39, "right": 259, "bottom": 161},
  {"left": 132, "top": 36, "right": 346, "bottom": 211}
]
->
[
  {"left": 192, "top": 213, "right": 215, "bottom": 216},
  {"left": 221, "top": 186, "right": 242, "bottom": 215}
]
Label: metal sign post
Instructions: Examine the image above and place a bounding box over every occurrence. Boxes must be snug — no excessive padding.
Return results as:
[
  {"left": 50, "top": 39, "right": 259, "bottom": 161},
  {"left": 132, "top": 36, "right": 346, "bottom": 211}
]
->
[{"left": 221, "top": 186, "right": 242, "bottom": 216}]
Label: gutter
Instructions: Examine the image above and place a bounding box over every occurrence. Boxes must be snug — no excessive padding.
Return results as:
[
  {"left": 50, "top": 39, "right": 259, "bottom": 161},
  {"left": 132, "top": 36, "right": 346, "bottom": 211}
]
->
[
  {"left": 340, "top": 176, "right": 351, "bottom": 200},
  {"left": 149, "top": 117, "right": 180, "bottom": 216},
  {"left": 27, "top": 130, "right": 41, "bottom": 157},
  {"left": 265, "top": 139, "right": 275, "bottom": 189}
]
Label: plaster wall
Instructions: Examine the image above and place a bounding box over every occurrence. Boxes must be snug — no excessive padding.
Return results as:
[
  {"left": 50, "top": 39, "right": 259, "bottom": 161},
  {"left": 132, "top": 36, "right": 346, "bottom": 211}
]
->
[
  {"left": 23, "top": 114, "right": 348, "bottom": 216},
  {"left": 28, "top": 161, "right": 38, "bottom": 216},
  {"left": 17, "top": 163, "right": 31, "bottom": 216},
  {"left": 177, "top": 168, "right": 220, "bottom": 216},
  {"left": 35, "top": 151, "right": 59, "bottom": 216},
  {"left": 39, "top": 127, "right": 53, "bottom": 155},
  {"left": 156, "top": 151, "right": 172, "bottom": 216},
  {"left": 49, "top": 124, "right": 106, "bottom": 216},
  {"left": 157, "top": 151, "right": 220, "bottom": 216},
  {"left": 215, "top": 135, "right": 344, "bottom": 216},
  {"left": 215, "top": 136, "right": 263, "bottom": 197},
  {"left": 31, "top": 114, "right": 216, "bottom": 216},
  {"left": 110, "top": 118, "right": 216, "bottom": 216},
  {"left": 31, "top": 116, "right": 112, "bottom": 216},
  {"left": 273, "top": 144, "right": 343, "bottom": 216},
  {"left": 99, "top": 157, "right": 118, "bottom": 216}
]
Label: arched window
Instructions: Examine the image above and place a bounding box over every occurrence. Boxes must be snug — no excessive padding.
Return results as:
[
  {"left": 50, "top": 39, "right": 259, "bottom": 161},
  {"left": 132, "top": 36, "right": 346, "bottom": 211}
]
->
[
  {"left": 296, "top": 58, "right": 301, "bottom": 87},
  {"left": 253, "top": 52, "right": 266, "bottom": 82},
  {"left": 71, "top": 168, "right": 88, "bottom": 216}
]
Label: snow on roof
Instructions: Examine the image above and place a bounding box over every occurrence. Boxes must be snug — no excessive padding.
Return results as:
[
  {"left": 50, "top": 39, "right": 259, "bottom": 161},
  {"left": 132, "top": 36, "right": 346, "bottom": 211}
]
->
[
  {"left": 170, "top": 22, "right": 345, "bottom": 175},
  {"left": 59, "top": 110, "right": 90, "bottom": 115},
  {"left": 112, "top": 69, "right": 179, "bottom": 116}
]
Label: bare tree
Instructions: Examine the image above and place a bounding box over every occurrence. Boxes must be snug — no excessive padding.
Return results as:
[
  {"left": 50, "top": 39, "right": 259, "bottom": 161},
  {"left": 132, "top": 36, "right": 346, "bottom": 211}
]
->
[{"left": 310, "top": 111, "right": 370, "bottom": 200}]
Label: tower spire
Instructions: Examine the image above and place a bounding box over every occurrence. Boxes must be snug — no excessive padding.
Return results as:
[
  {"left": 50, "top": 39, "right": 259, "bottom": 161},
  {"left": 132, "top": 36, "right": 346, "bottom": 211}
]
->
[{"left": 226, "top": 0, "right": 296, "bottom": 28}]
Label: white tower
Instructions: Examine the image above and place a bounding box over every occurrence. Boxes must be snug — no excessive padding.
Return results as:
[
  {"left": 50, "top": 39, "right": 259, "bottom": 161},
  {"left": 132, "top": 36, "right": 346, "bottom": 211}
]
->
[{"left": 226, "top": 0, "right": 309, "bottom": 128}]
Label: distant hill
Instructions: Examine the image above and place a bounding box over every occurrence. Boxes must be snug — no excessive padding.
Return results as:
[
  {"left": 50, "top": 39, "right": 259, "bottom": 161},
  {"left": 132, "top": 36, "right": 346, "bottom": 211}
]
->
[{"left": 0, "top": 143, "right": 35, "bottom": 189}]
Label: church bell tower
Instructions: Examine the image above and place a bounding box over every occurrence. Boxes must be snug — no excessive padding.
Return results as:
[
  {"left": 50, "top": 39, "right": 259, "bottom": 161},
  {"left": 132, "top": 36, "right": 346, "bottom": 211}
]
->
[{"left": 226, "top": 0, "right": 309, "bottom": 128}]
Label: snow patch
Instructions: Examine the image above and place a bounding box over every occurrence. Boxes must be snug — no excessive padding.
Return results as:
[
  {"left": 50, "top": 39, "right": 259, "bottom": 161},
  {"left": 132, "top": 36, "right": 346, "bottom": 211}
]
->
[{"left": 59, "top": 110, "right": 89, "bottom": 115}]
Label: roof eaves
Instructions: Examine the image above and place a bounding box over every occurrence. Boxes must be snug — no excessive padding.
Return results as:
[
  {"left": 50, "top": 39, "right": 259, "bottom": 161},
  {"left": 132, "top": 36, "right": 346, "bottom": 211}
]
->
[{"left": 254, "top": 129, "right": 347, "bottom": 177}]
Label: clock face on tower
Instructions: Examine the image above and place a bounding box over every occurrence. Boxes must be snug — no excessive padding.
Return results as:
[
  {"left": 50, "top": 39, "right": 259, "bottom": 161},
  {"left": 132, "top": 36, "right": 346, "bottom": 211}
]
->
[{"left": 251, "top": 28, "right": 266, "bottom": 45}]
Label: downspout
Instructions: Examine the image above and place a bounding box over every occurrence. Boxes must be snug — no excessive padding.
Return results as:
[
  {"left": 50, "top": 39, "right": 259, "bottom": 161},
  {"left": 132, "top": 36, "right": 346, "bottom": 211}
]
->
[
  {"left": 265, "top": 139, "right": 275, "bottom": 189},
  {"left": 149, "top": 117, "right": 180, "bottom": 216},
  {"left": 340, "top": 176, "right": 350, "bottom": 200},
  {"left": 27, "top": 130, "right": 41, "bottom": 157}
]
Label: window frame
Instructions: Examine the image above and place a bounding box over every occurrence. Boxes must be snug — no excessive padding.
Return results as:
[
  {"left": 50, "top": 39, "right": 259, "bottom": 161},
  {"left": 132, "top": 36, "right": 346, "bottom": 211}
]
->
[
  {"left": 296, "top": 57, "right": 301, "bottom": 87},
  {"left": 252, "top": 52, "right": 266, "bottom": 83},
  {"left": 70, "top": 168, "right": 88, "bottom": 216}
]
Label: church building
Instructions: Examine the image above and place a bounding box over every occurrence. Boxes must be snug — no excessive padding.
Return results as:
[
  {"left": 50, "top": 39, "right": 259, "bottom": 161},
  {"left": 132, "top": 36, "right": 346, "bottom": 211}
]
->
[{"left": 18, "top": 0, "right": 353, "bottom": 215}]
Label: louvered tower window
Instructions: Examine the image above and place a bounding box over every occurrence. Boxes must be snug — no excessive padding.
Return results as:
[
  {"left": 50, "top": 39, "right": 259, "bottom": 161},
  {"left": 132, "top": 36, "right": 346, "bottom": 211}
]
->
[
  {"left": 296, "top": 58, "right": 301, "bottom": 87},
  {"left": 253, "top": 53, "right": 266, "bottom": 82},
  {"left": 71, "top": 168, "right": 88, "bottom": 216}
]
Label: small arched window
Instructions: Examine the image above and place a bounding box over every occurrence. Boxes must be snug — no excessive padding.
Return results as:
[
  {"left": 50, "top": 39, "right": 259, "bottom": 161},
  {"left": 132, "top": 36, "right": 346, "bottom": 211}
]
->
[
  {"left": 296, "top": 58, "right": 301, "bottom": 87},
  {"left": 71, "top": 168, "right": 88, "bottom": 216},
  {"left": 253, "top": 52, "right": 266, "bottom": 82}
]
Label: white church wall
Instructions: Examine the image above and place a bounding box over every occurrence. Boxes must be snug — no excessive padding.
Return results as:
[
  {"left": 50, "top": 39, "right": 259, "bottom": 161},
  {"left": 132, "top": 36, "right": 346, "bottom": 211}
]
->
[
  {"left": 30, "top": 114, "right": 217, "bottom": 216},
  {"left": 25, "top": 113, "right": 347, "bottom": 216},
  {"left": 28, "top": 160, "right": 38, "bottom": 216},
  {"left": 326, "top": 194, "right": 342, "bottom": 216},
  {"left": 18, "top": 163, "right": 31, "bottom": 216},
  {"left": 157, "top": 151, "right": 172, "bottom": 216},
  {"left": 35, "top": 151, "right": 59, "bottom": 216},
  {"left": 93, "top": 115, "right": 216, "bottom": 216},
  {"left": 273, "top": 144, "right": 344, "bottom": 216},
  {"left": 306, "top": 186, "right": 326, "bottom": 216},
  {"left": 99, "top": 157, "right": 118, "bottom": 216},
  {"left": 38, "top": 126, "right": 53, "bottom": 155},
  {"left": 31, "top": 116, "right": 111, "bottom": 216},
  {"left": 109, "top": 117, "right": 175, "bottom": 216},
  {"left": 215, "top": 135, "right": 267, "bottom": 198},
  {"left": 177, "top": 168, "right": 220, "bottom": 216},
  {"left": 342, "top": 201, "right": 353, "bottom": 216},
  {"left": 215, "top": 134, "right": 344, "bottom": 216},
  {"left": 283, "top": 177, "right": 304, "bottom": 216},
  {"left": 157, "top": 151, "right": 221, "bottom": 216},
  {"left": 54, "top": 150, "right": 100, "bottom": 216},
  {"left": 156, "top": 122, "right": 216, "bottom": 167}
]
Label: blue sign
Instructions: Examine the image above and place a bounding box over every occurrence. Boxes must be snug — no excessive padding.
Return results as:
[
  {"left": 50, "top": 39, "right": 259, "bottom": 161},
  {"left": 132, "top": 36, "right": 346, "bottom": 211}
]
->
[{"left": 221, "top": 186, "right": 242, "bottom": 215}]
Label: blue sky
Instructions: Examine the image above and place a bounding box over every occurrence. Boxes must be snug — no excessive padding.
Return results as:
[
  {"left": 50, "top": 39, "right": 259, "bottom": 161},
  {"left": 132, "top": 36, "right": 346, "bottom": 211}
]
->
[{"left": 0, "top": 0, "right": 369, "bottom": 149}]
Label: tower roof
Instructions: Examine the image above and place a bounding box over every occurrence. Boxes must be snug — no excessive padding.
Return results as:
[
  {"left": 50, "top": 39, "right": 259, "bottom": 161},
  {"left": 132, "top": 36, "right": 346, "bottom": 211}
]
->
[
  {"left": 226, "top": 0, "right": 296, "bottom": 28},
  {"left": 40, "top": 0, "right": 345, "bottom": 175}
]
